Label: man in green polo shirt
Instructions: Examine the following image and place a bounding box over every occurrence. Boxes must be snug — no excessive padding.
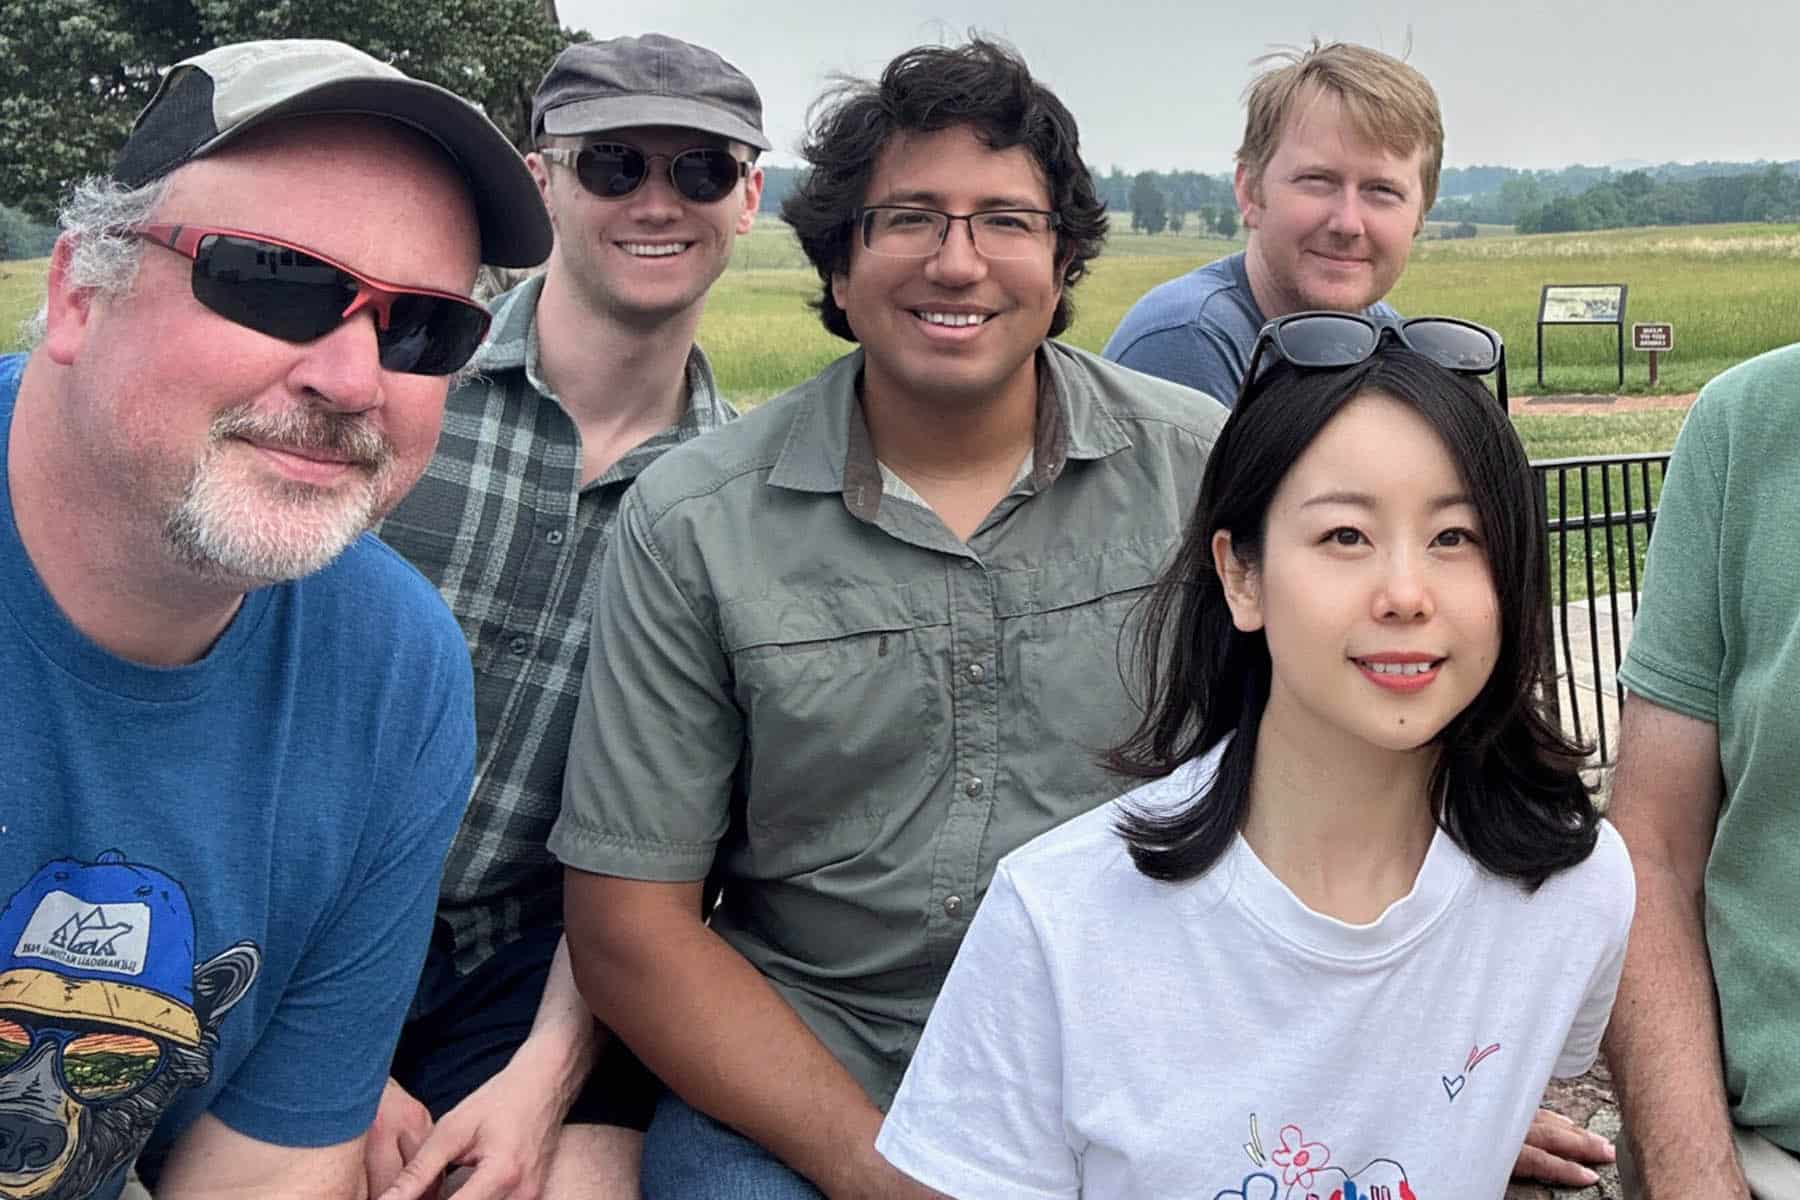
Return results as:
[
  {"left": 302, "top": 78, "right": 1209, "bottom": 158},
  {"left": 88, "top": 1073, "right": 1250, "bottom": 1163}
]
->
[
  {"left": 549, "top": 37, "right": 1226, "bottom": 1199},
  {"left": 1606, "top": 342, "right": 1800, "bottom": 1197}
]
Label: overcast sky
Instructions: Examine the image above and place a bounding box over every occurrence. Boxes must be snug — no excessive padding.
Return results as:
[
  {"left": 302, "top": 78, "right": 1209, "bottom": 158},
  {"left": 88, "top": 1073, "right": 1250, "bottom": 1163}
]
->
[{"left": 558, "top": 0, "right": 1791, "bottom": 175}]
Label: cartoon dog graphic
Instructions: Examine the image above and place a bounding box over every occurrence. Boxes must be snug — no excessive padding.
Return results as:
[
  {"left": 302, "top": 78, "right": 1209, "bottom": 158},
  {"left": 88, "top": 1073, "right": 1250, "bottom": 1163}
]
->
[{"left": 0, "top": 852, "right": 260, "bottom": 1199}]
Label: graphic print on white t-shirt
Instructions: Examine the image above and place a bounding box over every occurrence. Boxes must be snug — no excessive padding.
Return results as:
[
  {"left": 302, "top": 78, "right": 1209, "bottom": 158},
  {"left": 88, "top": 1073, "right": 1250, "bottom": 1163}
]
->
[{"left": 1220, "top": 1112, "right": 1417, "bottom": 1200}]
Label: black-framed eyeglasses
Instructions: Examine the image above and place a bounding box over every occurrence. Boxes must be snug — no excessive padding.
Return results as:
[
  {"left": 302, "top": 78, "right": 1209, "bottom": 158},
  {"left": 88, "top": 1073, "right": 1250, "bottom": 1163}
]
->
[
  {"left": 538, "top": 143, "right": 748, "bottom": 204},
  {"left": 856, "top": 205, "right": 1061, "bottom": 260},
  {"left": 1239, "top": 311, "right": 1509, "bottom": 408}
]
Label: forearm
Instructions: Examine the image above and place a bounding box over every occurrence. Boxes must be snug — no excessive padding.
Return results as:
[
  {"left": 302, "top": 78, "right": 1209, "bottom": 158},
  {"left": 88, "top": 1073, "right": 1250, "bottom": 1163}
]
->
[
  {"left": 567, "top": 895, "right": 886, "bottom": 1196},
  {"left": 1604, "top": 858, "right": 1747, "bottom": 1196},
  {"left": 508, "top": 934, "right": 602, "bottom": 1111}
]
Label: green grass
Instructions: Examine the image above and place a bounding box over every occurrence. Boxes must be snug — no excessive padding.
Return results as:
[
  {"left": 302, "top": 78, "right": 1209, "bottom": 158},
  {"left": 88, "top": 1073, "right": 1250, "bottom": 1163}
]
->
[
  {"left": 0, "top": 258, "right": 45, "bottom": 351},
  {"left": 700, "top": 220, "right": 1799, "bottom": 406},
  {"left": 12, "top": 223, "right": 1794, "bottom": 405}
]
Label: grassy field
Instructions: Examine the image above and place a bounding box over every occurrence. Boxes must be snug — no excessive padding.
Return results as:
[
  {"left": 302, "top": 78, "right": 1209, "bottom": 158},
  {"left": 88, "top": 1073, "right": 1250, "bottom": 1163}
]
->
[
  {"left": 0, "top": 259, "right": 45, "bottom": 349},
  {"left": 706, "top": 218, "right": 1799, "bottom": 406},
  {"left": 9, "top": 219, "right": 1782, "bottom": 458}
]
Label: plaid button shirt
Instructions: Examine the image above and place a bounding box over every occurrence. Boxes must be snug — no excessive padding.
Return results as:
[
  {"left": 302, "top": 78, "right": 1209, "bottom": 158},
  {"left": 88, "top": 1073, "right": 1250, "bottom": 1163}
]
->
[{"left": 376, "top": 274, "right": 736, "bottom": 975}]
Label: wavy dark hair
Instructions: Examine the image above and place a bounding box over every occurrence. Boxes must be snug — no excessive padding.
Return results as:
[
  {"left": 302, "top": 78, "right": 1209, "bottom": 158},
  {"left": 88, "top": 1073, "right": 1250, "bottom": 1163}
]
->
[
  {"left": 780, "top": 36, "right": 1107, "bottom": 342},
  {"left": 1109, "top": 349, "right": 1599, "bottom": 888}
]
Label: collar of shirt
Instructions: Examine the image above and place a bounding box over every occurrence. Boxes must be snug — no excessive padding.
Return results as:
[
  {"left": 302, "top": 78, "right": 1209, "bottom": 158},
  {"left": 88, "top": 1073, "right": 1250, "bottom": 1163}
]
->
[
  {"left": 467, "top": 273, "right": 735, "bottom": 489},
  {"left": 765, "top": 342, "right": 1134, "bottom": 522}
]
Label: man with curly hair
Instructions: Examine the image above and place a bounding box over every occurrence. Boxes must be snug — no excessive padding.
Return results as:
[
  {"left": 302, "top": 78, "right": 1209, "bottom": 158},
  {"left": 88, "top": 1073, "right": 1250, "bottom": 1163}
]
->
[{"left": 550, "top": 37, "right": 1226, "bottom": 1200}]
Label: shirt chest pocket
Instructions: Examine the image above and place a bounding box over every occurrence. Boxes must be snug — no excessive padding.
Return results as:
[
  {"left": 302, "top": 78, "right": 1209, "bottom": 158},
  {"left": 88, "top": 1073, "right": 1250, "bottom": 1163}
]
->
[
  {"left": 995, "top": 546, "right": 1169, "bottom": 808},
  {"left": 720, "top": 590, "right": 950, "bottom": 832}
]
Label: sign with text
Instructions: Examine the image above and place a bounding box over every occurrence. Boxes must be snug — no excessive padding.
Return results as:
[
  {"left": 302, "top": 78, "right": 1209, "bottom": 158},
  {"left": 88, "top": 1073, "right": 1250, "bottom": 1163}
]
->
[
  {"left": 1632, "top": 322, "right": 1674, "bottom": 352},
  {"left": 1540, "top": 284, "right": 1627, "bottom": 325}
]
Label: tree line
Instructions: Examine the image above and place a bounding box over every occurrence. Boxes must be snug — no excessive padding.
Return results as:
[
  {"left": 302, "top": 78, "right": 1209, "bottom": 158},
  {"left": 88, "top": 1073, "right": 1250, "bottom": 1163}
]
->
[
  {"left": 2, "top": 7, "right": 1795, "bottom": 251},
  {"left": 0, "top": 0, "right": 586, "bottom": 222}
]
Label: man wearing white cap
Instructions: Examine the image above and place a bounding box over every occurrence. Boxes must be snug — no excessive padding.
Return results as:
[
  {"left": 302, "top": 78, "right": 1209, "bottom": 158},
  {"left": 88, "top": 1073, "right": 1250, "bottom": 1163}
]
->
[
  {"left": 368, "top": 32, "right": 765, "bottom": 1200},
  {"left": 0, "top": 37, "right": 548, "bottom": 1200}
]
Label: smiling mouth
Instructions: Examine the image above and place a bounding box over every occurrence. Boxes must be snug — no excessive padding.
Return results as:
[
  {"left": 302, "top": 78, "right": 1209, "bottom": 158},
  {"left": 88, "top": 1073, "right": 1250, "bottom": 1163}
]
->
[
  {"left": 913, "top": 310, "right": 990, "bottom": 327},
  {"left": 1356, "top": 658, "right": 1441, "bottom": 677},
  {"left": 620, "top": 242, "right": 690, "bottom": 257}
]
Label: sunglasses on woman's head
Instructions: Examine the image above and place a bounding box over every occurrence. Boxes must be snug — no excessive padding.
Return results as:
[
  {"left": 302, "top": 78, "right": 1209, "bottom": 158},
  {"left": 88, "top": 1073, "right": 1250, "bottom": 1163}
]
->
[
  {"left": 1238, "top": 311, "right": 1509, "bottom": 409},
  {"left": 132, "top": 224, "right": 491, "bottom": 377},
  {"left": 537, "top": 142, "right": 749, "bottom": 204}
]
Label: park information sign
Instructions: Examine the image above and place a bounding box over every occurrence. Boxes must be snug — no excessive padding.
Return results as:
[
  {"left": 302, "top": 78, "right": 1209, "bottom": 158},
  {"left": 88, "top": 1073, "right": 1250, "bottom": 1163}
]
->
[
  {"left": 1538, "top": 283, "right": 1628, "bottom": 388},
  {"left": 1633, "top": 322, "right": 1675, "bottom": 384}
]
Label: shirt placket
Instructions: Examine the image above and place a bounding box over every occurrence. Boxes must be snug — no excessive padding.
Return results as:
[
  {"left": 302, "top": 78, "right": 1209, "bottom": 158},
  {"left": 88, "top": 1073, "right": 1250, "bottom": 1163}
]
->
[{"left": 926, "top": 550, "right": 1001, "bottom": 970}]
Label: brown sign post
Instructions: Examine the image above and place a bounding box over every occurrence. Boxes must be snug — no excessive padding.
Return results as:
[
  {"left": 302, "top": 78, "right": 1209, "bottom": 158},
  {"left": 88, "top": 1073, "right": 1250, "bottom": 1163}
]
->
[{"left": 1632, "top": 322, "right": 1675, "bottom": 385}]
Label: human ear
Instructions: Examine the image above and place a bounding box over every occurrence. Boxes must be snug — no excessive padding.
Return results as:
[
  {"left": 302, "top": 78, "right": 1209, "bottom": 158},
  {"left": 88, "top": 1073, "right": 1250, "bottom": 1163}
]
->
[
  {"left": 1232, "top": 162, "right": 1262, "bottom": 232},
  {"left": 42, "top": 234, "right": 96, "bottom": 367},
  {"left": 1212, "top": 529, "right": 1264, "bottom": 633},
  {"left": 737, "top": 164, "right": 764, "bottom": 236}
]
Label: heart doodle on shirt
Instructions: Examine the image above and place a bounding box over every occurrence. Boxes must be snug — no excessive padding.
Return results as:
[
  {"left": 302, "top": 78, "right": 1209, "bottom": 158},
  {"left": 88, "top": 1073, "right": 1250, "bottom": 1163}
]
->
[{"left": 1442, "top": 1073, "right": 1466, "bottom": 1101}]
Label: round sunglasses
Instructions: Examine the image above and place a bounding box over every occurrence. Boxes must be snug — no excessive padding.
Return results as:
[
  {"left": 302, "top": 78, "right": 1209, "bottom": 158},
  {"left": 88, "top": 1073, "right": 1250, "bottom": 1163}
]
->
[
  {"left": 1239, "top": 311, "right": 1509, "bottom": 409},
  {"left": 133, "top": 223, "right": 490, "bottom": 377},
  {"left": 538, "top": 143, "right": 749, "bottom": 204}
]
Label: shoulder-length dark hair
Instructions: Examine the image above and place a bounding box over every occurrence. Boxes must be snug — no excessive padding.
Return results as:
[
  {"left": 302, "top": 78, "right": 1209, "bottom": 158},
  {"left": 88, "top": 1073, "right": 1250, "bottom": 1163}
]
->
[
  {"left": 1109, "top": 349, "right": 1599, "bottom": 887},
  {"left": 780, "top": 36, "right": 1107, "bottom": 342}
]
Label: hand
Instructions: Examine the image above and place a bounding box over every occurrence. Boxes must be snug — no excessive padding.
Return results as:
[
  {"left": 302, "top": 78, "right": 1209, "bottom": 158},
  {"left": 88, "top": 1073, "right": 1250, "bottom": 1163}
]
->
[
  {"left": 374, "top": 1052, "right": 571, "bottom": 1200},
  {"left": 366, "top": 1078, "right": 437, "bottom": 1200},
  {"left": 1511, "top": 1107, "right": 1615, "bottom": 1187}
]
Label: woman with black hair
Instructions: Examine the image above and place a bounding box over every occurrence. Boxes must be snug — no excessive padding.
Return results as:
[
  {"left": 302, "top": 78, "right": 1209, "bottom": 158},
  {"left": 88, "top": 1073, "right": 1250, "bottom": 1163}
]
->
[{"left": 876, "top": 316, "right": 1633, "bottom": 1199}]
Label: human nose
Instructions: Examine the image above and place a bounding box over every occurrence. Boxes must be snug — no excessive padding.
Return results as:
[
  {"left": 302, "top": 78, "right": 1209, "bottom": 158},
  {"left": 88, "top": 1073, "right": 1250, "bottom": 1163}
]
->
[
  {"left": 1326, "top": 187, "right": 1366, "bottom": 238},
  {"left": 625, "top": 156, "right": 684, "bottom": 219},
  {"left": 288, "top": 308, "right": 385, "bottom": 413},
  {"left": 1373, "top": 549, "right": 1433, "bottom": 622},
  {"left": 924, "top": 216, "right": 989, "bottom": 285}
]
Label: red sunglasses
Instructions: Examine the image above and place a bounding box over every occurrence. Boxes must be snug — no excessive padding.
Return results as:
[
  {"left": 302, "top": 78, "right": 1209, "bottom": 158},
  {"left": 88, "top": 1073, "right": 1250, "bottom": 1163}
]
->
[{"left": 132, "top": 223, "right": 491, "bottom": 376}]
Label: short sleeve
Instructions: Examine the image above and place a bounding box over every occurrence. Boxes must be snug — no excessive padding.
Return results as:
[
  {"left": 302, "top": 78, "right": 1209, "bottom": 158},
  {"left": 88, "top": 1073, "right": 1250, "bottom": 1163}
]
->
[
  {"left": 549, "top": 489, "right": 739, "bottom": 880},
  {"left": 1617, "top": 392, "right": 1727, "bottom": 723},
  {"left": 1554, "top": 823, "right": 1636, "bottom": 1078},
  {"left": 1107, "top": 323, "right": 1242, "bottom": 410},
  {"left": 209, "top": 643, "right": 475, "bottom": 1143},
  {"left": 876, "top": 865, "right": 1079, "bottom": 1200}
]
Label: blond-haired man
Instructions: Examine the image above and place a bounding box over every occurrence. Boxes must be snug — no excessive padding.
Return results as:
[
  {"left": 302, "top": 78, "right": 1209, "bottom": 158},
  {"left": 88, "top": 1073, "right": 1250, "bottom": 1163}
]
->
[{"left": 1104, "top": 41, "right": 1439, "bottom": 407}]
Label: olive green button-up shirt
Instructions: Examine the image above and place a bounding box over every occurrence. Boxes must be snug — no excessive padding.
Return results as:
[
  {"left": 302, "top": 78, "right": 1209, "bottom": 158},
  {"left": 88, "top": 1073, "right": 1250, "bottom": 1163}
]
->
[{"left": 550, "top": 341, "right": 1225, "bottom": 1107}]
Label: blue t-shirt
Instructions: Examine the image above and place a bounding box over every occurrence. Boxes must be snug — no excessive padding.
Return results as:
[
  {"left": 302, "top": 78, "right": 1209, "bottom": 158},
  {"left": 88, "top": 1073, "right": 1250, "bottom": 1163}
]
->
[
  {"left": 1102, "top": 250, "right": 1400, "bottom": 408},
  {"left": 0, "top": 353, "right": 474, "bottom": 1198}
]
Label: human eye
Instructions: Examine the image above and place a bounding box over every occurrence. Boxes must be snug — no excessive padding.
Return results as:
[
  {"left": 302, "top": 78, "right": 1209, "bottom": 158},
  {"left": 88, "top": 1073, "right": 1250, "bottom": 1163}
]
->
[
  {"left": 1432, "top": 526, "right": 1482, "bottom": 548},
  {"left": 881, "top": 208, "right": 937, "bottom": 228},
  {"left": 1321, "top": 526, "right": 1367, "bottom": 548},
  {"left": 977, "top": 211, "right": 1035, "bottom": 232}
]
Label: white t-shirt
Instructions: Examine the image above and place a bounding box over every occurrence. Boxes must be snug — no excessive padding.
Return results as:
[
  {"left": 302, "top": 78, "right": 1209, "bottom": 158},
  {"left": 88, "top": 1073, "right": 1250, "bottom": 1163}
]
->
[{"left": 877, "top": 746, "right": 1634, "bottom": 1200}]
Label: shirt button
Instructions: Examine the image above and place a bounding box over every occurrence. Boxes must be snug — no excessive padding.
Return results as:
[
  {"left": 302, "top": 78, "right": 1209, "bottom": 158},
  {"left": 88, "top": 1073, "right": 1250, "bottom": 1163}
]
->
[
  {"left": 943, "top": 895, "right": 964, "bottom": 917},
  {"left": 965, "top": 777, "right": 983, "bottom": 797},
  {"left": 546, "top": 529, "right": 564, "bottom": 545},
  {"left": 967, "top": 662, "right": 985, "bottom": 683},
  {"left": 509, "top": 636, "right": 529, "bottom": 656},
  {"left": 961, "top": 560, "right": 975, "bottom": 570}
]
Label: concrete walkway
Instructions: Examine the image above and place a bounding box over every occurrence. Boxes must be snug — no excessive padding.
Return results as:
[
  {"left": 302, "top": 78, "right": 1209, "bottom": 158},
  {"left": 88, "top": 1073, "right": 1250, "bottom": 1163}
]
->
[{"left": 1546, "top": 591, "right": 1638, "bottom": 767}]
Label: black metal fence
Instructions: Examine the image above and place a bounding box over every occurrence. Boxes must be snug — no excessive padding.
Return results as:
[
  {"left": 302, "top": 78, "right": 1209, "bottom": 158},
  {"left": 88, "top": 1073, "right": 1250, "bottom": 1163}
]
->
[{"left": 1534, "top": 452, "right": 1672, "bottom": 766}]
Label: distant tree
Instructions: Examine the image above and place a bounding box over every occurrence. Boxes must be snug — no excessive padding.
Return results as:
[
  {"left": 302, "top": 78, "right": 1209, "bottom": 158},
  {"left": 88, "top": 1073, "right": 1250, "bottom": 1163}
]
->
[
  {"left": 1129, "top": 171, "right": 1167, "bottom": 236},
  {"left": 1198, "top": 204, "right": 1217, "bottom": 234},
  {"left": 1214, "top": 207, "right": 1238, "bottom": 239},
  {"left": 1448, "top": 221, "right": 1478, "bottom": 239},
  {"left": 0, "top": 0, "right": 586, "bottom": 219},
  {"left": 1168, "top": 209, "right": 1185, "bottom": 235}
]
